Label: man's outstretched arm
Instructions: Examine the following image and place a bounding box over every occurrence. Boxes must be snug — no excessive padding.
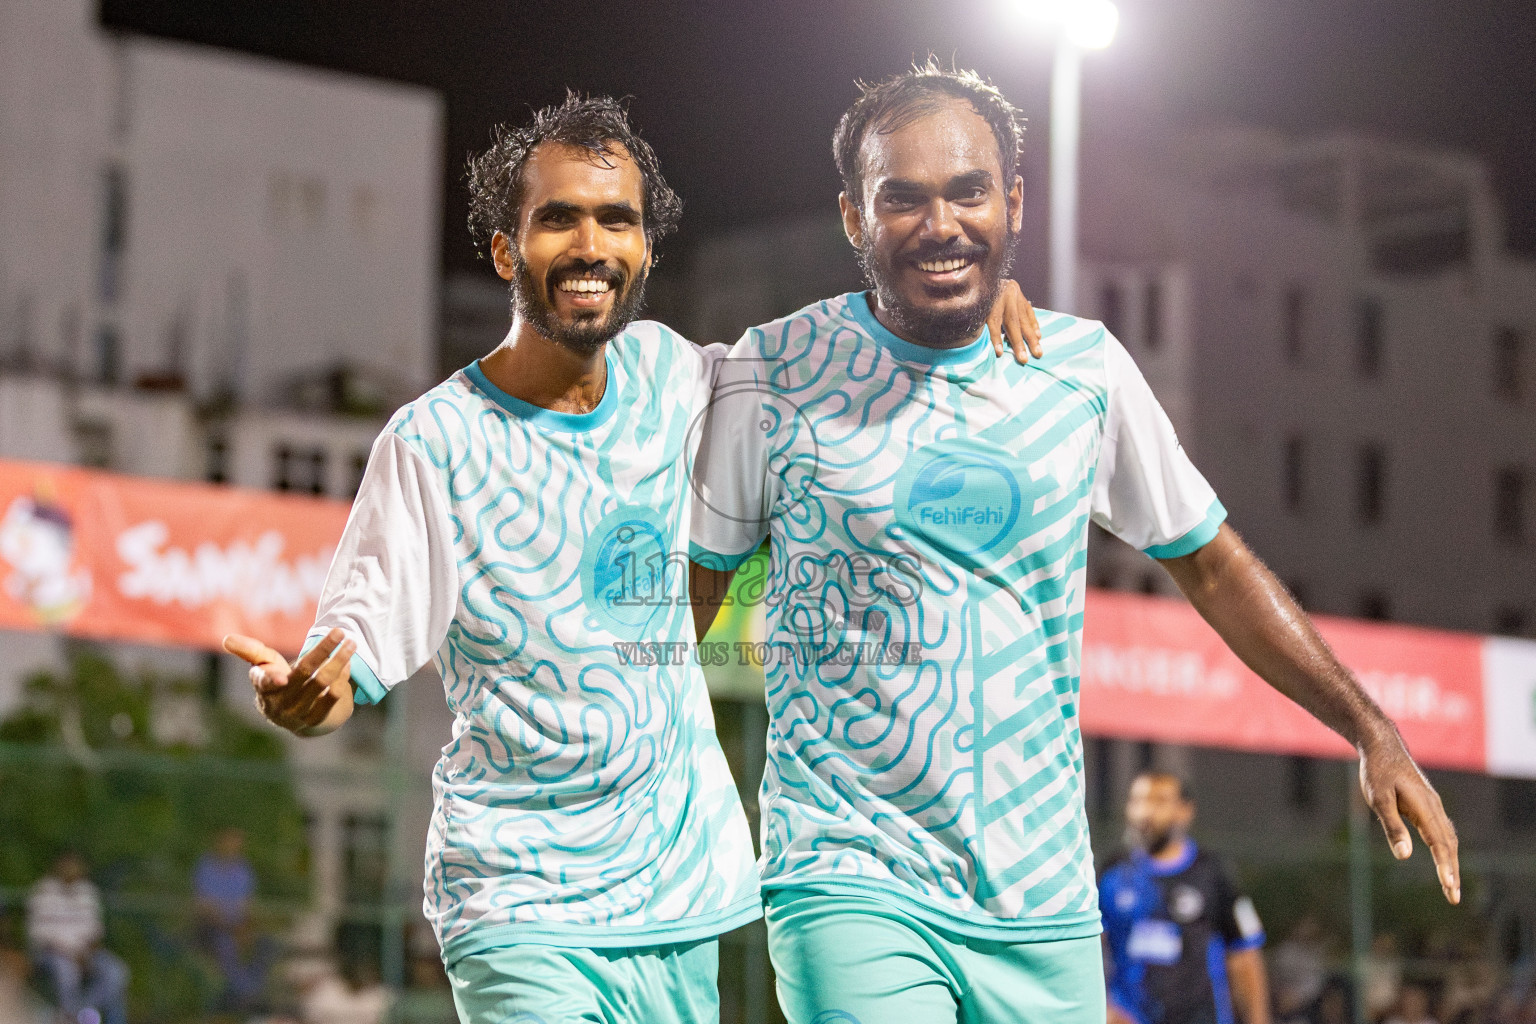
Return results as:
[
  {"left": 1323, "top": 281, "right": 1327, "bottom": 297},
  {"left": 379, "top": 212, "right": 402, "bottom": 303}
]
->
[{"left": 1158, "top": 523, "right": 1460, "bottom": 903}]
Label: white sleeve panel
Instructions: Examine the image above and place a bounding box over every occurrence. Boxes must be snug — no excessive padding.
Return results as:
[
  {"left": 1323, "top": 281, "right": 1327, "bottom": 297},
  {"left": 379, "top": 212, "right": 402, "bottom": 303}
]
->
[
  {"left": 1090, "top": 333, "right": 1226, "bottom": 558},
  {"left": 688, "top": 334, "right": 773, "bottom": 570},
  {"left": 307, "top": 431, "right": 458, "bottom": 703}
]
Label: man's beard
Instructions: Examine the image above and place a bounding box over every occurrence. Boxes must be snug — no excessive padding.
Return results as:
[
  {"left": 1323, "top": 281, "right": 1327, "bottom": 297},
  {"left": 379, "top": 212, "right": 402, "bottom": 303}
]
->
[
  {"left": 857, "top": 231, "right": 1016, "bottom": 348},
  {"left": 1126, "top": 824, "right": 1176, "bottom": 857},
  {"left": 511, "top": 253, "right": 648, "bottom": 357}
]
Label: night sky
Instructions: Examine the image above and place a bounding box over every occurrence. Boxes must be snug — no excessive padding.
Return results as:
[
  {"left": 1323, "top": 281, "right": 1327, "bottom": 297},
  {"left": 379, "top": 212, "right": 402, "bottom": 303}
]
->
[{"left": 99, "top": 0, "right": 1536, "bottom": 286}]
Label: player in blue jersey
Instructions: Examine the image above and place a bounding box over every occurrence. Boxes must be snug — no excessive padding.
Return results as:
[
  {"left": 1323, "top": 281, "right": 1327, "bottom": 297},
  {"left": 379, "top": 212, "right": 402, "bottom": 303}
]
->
[
  {"left": 221, "top": 92, "right": 1045, "bottom": 1024},
  {"left": 689, "top": 63, "right": 1461, "bottom": 1024},
  {"left": 1100, "top": 772, "right": 1270, "bottom": 1024}
]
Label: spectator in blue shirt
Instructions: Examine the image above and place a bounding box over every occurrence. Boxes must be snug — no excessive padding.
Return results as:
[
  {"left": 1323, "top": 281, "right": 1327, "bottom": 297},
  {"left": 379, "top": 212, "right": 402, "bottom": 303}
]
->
[{"left": 193, "top": 828, "right": 273, "bottom": 1012}]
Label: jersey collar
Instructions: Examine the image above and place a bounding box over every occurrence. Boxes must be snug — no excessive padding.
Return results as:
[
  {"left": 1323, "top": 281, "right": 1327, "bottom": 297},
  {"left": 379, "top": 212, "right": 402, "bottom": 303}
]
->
[
  {"left": 844, "top": 291, "right": 994, "bottom": 369},
  {"left": 463, "top": 342, "right": 619, "bottom": 434},
  {"left": 1138, "top": 837, "right": 1199, "bottom": 876}
]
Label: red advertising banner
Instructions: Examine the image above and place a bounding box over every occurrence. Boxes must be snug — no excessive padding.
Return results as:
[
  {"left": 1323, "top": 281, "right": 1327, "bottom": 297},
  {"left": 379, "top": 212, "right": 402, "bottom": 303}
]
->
[
  {"left": 0, "top": 456, "right": 1525, "bottom": 776},
  {"left": 0, "top": 458, "right": 350, "bottom": 653},
  {"left": 1081, "top": 589, "right": 1487, "bottom": 772}
]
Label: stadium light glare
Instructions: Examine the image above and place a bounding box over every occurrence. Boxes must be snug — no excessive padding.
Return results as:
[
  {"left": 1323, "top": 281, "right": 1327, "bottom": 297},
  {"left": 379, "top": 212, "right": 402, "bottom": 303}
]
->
[
  {"left": 1004, "top": 0, "right": 1120, "bottom": 312},
  {"left": 1012, "top": 0, "right": 1120, "bottom": 50}
]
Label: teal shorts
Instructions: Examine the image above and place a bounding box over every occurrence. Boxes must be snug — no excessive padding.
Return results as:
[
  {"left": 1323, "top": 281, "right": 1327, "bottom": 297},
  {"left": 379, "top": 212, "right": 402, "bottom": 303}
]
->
[
  {"left": 766, "top": 889, "right": 1106, "bottom": 1024},
  {"left": 447, "top": 939, "right": 719, "bottom": 1024}
]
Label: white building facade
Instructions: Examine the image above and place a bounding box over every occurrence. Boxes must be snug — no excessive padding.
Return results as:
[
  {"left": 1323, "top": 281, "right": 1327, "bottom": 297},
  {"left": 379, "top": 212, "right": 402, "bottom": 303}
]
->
[
  {"left": 0, "top": 0, "right": 441, "bottom": 406},
  {"left": 1075, "top": 126, "right": 1536, "bottom": 642},
  {"left": 0, "top": 0, "right": 448, "bottom": 970}
]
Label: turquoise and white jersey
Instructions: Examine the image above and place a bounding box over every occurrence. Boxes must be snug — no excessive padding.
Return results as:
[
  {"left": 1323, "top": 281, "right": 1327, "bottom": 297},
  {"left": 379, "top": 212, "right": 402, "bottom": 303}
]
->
[
  {"left": 307, "top": 321, "right": 760, "bottom": 965},
  {"left": 690, "top": 292, "right": 1224, "bottom": 941}
]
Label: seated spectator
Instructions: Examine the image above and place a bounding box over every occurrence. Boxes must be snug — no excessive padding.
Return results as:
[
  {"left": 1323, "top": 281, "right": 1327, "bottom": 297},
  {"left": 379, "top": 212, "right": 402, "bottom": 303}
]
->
[
  {"left": 27, "top": 851, "right": 128, "bottom": 1024},
  {"left": 1385, "top": 983, "right": 1441, "bottom": 1024},
  {"left": 1367, "top": 935, "right": 1406, "bottom": 1022},
  {"left": 1440, "top": 937, "right": 1500, "bottom": 1024},
  {"left": 300, "top": 959, "right": 393, "bottom": 1024},
  {"left": 1273, "top": 916, "right": 1330, "bottom": 1024},
  {"left": 1313, "top": 978, "right": 1356, "bottom": 1024},
  {"left": 193, "top": 827, "right": 274, "bottom": 1012}
]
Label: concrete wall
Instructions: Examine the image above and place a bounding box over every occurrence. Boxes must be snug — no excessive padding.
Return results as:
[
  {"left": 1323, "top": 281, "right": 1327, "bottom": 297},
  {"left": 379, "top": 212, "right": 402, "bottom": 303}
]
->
[{"left": 0, "top": 0, "right": 442, "bottom": 406}]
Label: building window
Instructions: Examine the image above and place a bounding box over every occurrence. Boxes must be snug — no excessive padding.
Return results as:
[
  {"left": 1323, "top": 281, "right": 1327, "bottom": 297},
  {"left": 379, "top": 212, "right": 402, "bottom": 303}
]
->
[
  {"left": 1288, "top": 755, "right": 1317, "bottom": 811},
  {"left": 1144, "top": 279, "right": 1163, "bottom": 351},
  {"left": 348, "top": 451, "right": 369, "bottom": 499},
  {"left": 342, "top": 813, "right": 388, "bottom": 904},
  {"left": 1356, "top": 297, "right": 1383, "bottom": 377},
  {"left": 1493, "top": 327, "right": 1523, "bottom": 401},
  {"left": 1494, "top": 607, "right": 1526, "bottom": 637},
  {"left": 76, "top": 421, "right": 112, "bottom": 469},
  {"left": 99, "top": 165, "right": 129, "bottom": 303},
  {"left": 1495, "top": 467, "right": 1527, "bottom": 544},
  {"left": 202, "top": 652, "right": 221, "bottom": 703},
  {"left": 1357, "top": 445, "right": 1386, "bottom": 525},
  {"left": 273, "top": 444, "right": 328, "bottom": 495},
  {"left": 1087, "top": 736, "right": 1112, "bottom": 820},
  {"left": 1284, "top": 435, "right": 1306, "bottom": 512},
  {"left": 1101, "top": 282, "right": 1125, "bottom": 339},
  {"left": 1135, "top": 741, "right": 1156, "bottom": 773},
  {"left": 1283, "top": 286, "right": 1305, "bottom": 363},
  {"left": 95, "top": 326, "right": 120, "bottom": 386},
  {"left": 1359, "top": 592, "right": 1391, "bottom": 621},
  {"left": 207, "top": 438, "right": 229, "bottom": 485},
  {"left": 1499, "top": 778, "right": 1536, "bottom": 834}
]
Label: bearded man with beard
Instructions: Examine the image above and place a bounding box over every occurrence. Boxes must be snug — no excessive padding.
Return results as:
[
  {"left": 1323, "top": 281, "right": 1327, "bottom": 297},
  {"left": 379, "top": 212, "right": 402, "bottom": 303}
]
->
[
  {"left": 224, "top": 94, "right": 762, "bottom": 1024},
  {"left": 690, "top": 63, "right": 1460, "bottom": 1024}
]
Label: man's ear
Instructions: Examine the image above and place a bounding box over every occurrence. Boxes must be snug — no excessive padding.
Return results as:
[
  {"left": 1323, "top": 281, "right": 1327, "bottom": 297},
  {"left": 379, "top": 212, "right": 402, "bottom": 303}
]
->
[
  {"left": 1006, "top": 174, "right": 1024, "bottom": 235},
  {"left": 838, "top": 192, "right": 864, "bottom": 249},
  {"left": 491, "top": 230, "right": 516, "bottom": 282}
]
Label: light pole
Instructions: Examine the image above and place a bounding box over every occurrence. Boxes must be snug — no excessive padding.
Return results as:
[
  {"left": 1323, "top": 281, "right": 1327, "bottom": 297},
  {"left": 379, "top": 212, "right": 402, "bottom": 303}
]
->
[{"left": 1013, "top": 0, "right": 1119, "bottom": 313}]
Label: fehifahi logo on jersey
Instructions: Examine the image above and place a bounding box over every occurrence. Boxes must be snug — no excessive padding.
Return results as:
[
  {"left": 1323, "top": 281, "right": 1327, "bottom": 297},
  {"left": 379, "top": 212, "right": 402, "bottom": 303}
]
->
[
  {"left": 892, "top": 438, "right": 1037, "bottom": 567},
  {"left": 579, "top": 504, "right": 675, "bottom": 639}
]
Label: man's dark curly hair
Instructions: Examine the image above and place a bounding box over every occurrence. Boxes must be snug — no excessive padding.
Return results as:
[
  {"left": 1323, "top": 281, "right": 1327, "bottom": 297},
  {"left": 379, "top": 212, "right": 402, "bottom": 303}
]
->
[
  {"left": 466, "top": 92, "right": 681, "bottom": 256},
  {"left": 832, "top": 60, "right": 1025, "bottom": 206}
]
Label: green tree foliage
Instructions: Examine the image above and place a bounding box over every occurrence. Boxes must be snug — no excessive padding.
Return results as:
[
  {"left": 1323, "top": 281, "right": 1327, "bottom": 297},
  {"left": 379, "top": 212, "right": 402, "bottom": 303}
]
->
[{"left": 0, "top": 650, "right": 309, "bottom": 1021}]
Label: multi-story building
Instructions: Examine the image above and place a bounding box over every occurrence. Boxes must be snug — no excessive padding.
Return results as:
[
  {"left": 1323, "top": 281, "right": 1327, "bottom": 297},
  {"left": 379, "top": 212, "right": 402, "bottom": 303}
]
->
[
  {"left": 1076, "top": 125, "right": 1536, "bottom": 642},
  {"left": 0, "top": 0, "right": 446, "bottom": 972}
]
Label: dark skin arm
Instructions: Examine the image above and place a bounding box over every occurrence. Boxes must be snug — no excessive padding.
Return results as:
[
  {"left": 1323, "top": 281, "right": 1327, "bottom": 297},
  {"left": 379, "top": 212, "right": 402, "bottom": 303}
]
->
[
  {"left": 691, "top": 562, "right": 737, "bottom": 642},
  {"left": 1158, "top": 524, "right": 1460, "bottom": 903},
  {"left": 1226, "top": 947, "right": 1271, "bottom": 1024}
]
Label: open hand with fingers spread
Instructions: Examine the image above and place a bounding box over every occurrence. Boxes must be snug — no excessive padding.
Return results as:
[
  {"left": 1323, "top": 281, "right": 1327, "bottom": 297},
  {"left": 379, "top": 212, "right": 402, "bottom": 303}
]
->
[
  {"left": 223, "top": 628, "right": 357, "bottom": 737},
  {"left": 987, "top": 279, "right": 1044, "bottom": 364}
]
